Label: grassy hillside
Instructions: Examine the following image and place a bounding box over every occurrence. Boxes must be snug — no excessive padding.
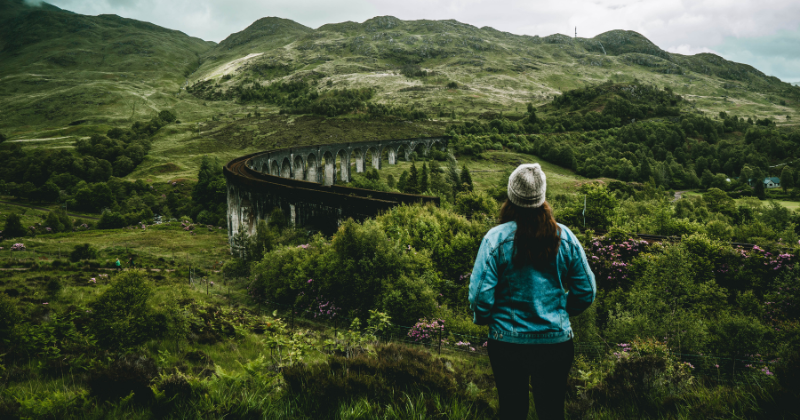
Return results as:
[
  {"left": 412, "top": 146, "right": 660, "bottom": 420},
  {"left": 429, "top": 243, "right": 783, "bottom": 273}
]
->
[
  {"left": 0, "top": 0, "right": 215, "bottom": 133},
  {"left": 189, "top": 16, "right": 799, "bottom": 126}
]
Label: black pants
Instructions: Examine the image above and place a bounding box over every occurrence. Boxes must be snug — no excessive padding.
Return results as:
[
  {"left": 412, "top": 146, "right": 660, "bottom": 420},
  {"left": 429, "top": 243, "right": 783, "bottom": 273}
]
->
[{"left": 488, "top": 338, "right": 574, "bottom": 420}]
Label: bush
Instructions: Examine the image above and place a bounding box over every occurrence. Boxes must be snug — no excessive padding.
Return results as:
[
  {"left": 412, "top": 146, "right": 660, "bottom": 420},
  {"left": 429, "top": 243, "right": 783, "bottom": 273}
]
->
[
  {"left": 88, "top": 354, "right": 158, "bottom": 403},
  {"left": 2, "top": 212, "right": 26, "bottom": 238},
  {"left": 283, "top": 343, "right": 491, "bottom": 416},
  {"left": 98, "top": 211, "right": 127, "bottom": 229},
  {"left": 89, "top": 271, "right": 166, "bottom": 348},
  {"left": 455, "top": 190, "right": 497, "bottom": 220},
  {"left": 776, "top": 347, "right": 800, "bottom": 394},
  {"left": 45, "top": 276, "right": 63, "bottom": 296},
  {"left": 0, "top": 293, "right": 21, "bottom": 342},
  {"left": 69, "top": 243, "right": 98, "bottom": 262}
]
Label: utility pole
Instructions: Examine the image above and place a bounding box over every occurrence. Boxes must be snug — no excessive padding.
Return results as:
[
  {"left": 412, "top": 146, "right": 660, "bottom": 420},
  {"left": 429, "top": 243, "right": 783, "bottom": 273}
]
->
[{"left": 575, "top": 27, "right": 577, "bottom": 39}]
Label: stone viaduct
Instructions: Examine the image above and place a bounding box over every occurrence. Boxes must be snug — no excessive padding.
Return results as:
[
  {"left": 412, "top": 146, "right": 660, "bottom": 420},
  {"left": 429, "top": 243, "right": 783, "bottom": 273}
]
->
[{"left": 225, "top": 136, "right": 448, "bottom": 253}]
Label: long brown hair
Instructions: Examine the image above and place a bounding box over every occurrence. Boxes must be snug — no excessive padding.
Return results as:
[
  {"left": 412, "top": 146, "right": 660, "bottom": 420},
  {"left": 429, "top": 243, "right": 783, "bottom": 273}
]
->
[{"left": 499, "top": 200, "right": 561, "bottom": 268}]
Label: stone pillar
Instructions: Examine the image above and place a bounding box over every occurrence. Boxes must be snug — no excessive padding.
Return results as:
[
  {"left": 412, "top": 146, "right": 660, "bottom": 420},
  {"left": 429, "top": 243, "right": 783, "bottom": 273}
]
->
[
  {"left": 324, "top": 159, "right": 336, "bottom": 185},
  {"left": 355, "top": 152, "right": 364, "bottom": 173},
  {"left": 340, "top": 153, "right": 350, "bottom": 183},
  {"left": 371, "top": 149, "right": 381, "bottom": 170},
  {"left": 293, "top": 156, "right": 304, "bottom": 180},
  {"left": 388, "top": 148, "right": 397, "bottom": 165}
]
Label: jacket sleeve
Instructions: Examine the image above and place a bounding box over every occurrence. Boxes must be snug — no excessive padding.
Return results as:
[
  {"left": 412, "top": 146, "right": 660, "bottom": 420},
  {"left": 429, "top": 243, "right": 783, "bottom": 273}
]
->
[
  {"left": 565, "top": 238, "right": 596, "bottom": 317},
  {"left": 469, "top": 236, "right": 498, "bottom": 325}
]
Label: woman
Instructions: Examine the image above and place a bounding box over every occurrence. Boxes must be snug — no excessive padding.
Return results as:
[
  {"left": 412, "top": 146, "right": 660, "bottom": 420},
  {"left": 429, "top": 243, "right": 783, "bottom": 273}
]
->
[{"left": 469, "top": 163, "right": 596, "bottom": 420}]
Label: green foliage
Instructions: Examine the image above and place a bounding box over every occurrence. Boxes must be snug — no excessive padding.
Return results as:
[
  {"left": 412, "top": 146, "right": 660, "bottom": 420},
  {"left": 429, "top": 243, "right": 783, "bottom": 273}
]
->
[
  {"left": 2, "top": 212, "right": 26, "bottom": 238},
  {"left": 191, "top": 156, "right": 226, "bottom": 224},
  {"left": 89, "top": 271, "right": 165, "bottom": 349},
  {"left": 0, "top": 293, "right": 21, "bottom": 343},
  {"left": 404, "top": 162, "right": 419, "bottom": 194},
  {"left": 559, "top": 183, "right": 618, "bottom": 229},
  {"left": 283, "top": 343, "right": 492, "bottom": 417},
  {"left": 69, "top": 243, "right": 98, "bottom": 262},
  {"left": 455, "top": 190, "right": 497, "bottom": 220},
  {"left": 459, "top": 165, "right": 473, "bottom": 192}
]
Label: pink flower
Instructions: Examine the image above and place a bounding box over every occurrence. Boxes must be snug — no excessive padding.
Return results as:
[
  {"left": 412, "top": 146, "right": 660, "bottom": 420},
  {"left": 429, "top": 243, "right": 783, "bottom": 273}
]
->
[
  {"left": 307, "top": 279, "right": 313, "bottom": 283},
  {"left": 43, "top": 302, "right": 49, "bottom": 305}
]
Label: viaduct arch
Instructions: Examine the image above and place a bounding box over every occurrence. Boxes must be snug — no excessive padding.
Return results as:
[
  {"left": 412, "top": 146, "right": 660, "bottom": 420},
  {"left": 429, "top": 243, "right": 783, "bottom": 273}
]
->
[{"left": 225, "top": 136, "right": 448, "bottom": 253}]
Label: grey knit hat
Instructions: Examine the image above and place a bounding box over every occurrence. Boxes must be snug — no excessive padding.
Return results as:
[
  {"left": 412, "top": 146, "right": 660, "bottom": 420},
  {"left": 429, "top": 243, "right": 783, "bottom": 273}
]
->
[{"left": 507, "top": 163, "right": 546, "bottom": 208}]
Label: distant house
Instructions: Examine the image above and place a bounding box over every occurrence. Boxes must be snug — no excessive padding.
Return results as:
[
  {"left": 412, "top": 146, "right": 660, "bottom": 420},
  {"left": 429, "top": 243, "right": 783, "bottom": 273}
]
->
[
  {"left": 764, "top": 177, "right": 781, "bottom": 189},
  {"left": 747, "top": 177, "right": 781, "bottom": 189}
]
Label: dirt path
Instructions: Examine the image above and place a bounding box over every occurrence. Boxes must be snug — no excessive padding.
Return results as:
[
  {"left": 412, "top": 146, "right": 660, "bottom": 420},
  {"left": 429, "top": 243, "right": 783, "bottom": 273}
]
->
[{"left": 0, "top": 200, "right": 99, "bottom": 220}]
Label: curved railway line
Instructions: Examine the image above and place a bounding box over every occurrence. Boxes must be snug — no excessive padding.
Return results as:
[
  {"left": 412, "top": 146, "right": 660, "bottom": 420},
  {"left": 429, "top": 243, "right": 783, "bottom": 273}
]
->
[
  {"left": 224, "top": 139, "right": 762, "bottom": 252},
  {"left": 223, "top": 138, "right": 445, "bottom": 251}
]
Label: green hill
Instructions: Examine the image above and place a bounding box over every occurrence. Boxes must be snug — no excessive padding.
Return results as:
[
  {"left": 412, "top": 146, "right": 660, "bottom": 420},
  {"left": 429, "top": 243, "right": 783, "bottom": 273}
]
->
[
  {"left": 188, "top": 18, "right": 799, "bottom": 125},
  {"left": 1, "top": 6, "right": 798, "bottom": 179},
  {"left": 0, "top": 0, "right": 214, "bottom": 133}
]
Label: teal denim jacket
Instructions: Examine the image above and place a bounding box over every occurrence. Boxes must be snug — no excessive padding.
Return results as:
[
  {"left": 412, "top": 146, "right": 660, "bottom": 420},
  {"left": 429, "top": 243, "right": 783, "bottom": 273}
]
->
[{"left": 469, "top": 221, "right": 596, "bottom": 344}]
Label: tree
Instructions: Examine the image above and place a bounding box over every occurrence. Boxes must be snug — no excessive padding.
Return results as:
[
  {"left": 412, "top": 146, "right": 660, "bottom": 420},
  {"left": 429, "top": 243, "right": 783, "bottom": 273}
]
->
[
  {"left": 113, "top": 156, "right": 135, "bottom": 177},
  {"left": 397, "top": 171, "right": 409, "bottom": 192},
  {"left": 781, "top": 166, "right": 794, "bottom": 192},
  {"left": 447, "top": 162, "right": 461, "bottom": 195},
  {"left": 740, "top": 166, "right": 753, "bottom": 184},
  {"left": 70, "top": 243, "right": 98, "bottom": 262},
  {"left": 460, "top": 165, "right": 474, "bottom": 192},
  {"left": 701, "top": 169, "right": 714, "bottom": 190},
  {"left": 752, "top": 168, "right": 766, "bottom": 200},
  {"left": 2, "top": 212, "right": 26, "bottom": 238},
  {"left": 405, "top": 163, "right": 419, "bottom": 194},
  {"left": 419, "top": 162, "right": 429, "bottom": 193},
  {"left": 639, "top": 159, "right": 653, "bottom": 182},
  {"left": 44, "top": 210, "right": 65, "bottom": 233},
  {"left": 158, "top": 110, "right": 177, "bottom": 123}
]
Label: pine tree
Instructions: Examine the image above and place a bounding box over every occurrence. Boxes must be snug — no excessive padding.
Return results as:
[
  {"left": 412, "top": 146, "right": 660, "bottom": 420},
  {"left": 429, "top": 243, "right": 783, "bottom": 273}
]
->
[
  {"left": 781, "top": 166, "right": 794, "bottom": 192},
  {"left": 406, "top": 163, "right": 419, "bottom": 194},
  {"left": 448, "top": 162, "right": 461, "bottom": 195},
  {"left": 397, "top": 171, "right": 409, "bottom": 192},
  {"left": 420, "top": 163, "right": 429, "bottom": 193},
  {"left": 460, "top": 165, "right": 474, "bottom": 192}
]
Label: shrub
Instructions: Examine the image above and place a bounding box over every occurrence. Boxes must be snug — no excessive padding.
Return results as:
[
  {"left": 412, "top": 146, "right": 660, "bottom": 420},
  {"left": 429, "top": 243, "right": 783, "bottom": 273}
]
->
[
  {"left": 2, "top": 212, "right": 25, "bottom": 238},
  {"left": 89, "top": 271, "right": 166, "bottom": 348},
  {"left": 157, "top": 373, "right": 193, "bottom": 400},
  {"left": 455, "top": 190, "right": 497, "bottom": 220},
  {"left": 88, "top": 354, "right": 158, "bottom": 403},
  {"left": 776, "top": 347, "right": 800, "bottom": 394},
  {"left": 0, "top": 293, "right": 21, "bottom": 343},
  {"left": 45, "top": 276, "right": 63, "bottom": 296},
  {"left": 282, "top": 343, "right": 491, "bottom": 416},
  {"left": 69, "top": 243, "right": 98, "bottom": 262}
]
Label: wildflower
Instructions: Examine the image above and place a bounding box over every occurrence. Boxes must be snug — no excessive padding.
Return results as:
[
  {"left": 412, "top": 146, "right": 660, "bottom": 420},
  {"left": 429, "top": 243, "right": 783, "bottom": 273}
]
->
[
  {"left": 210, "top": 281, "right": 214, "bottom": 286},
  {"left": 43, "top": 302, "right": 49, "bottom": 305},
  {"left": 715, "top": 364, "right": 719, "bottom": 368},
  {"left": 307, "top": 279, "right": 313, "bottom": 283}
]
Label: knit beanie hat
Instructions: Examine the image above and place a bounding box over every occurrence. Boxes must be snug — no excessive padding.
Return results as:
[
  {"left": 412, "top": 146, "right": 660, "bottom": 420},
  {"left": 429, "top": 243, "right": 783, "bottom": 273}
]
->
[{"left": 507, "top": 163, "right": 546, "bottom": 208}]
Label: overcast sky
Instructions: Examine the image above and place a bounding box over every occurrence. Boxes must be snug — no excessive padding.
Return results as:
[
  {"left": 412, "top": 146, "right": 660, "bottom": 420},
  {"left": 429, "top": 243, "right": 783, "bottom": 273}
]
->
[{"left": 35, "top": 0, "right": 800, "bottom": 83}]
